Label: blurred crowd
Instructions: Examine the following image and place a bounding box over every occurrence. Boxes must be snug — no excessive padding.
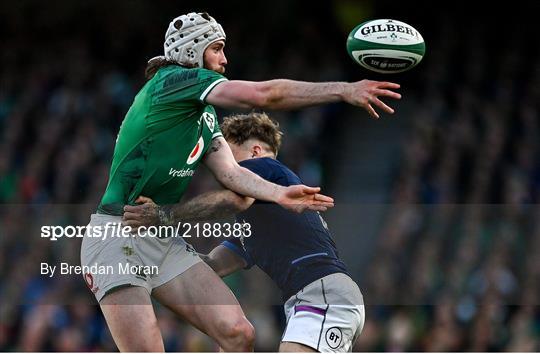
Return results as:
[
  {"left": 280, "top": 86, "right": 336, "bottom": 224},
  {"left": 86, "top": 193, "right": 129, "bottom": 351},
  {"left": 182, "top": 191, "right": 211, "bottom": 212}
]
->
[
  {"left": 1, "top": 0, "right": 540, "bottom": 352},
  {"left": 356, "top": 16, "right": 540, "bottom": 351}
]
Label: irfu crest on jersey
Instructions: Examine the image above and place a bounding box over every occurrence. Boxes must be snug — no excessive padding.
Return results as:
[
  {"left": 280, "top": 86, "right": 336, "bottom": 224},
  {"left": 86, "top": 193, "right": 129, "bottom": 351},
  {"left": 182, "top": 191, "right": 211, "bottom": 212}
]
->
[{"left": 202, "top": 112, "right": 215, "bottom": 132}]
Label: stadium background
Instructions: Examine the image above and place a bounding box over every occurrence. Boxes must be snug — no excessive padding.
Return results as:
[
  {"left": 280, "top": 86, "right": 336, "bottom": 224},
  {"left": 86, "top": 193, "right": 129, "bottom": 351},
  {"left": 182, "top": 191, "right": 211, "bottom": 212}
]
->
[{"left": 1, "top": 0, "right": 539, "bottom": 351}]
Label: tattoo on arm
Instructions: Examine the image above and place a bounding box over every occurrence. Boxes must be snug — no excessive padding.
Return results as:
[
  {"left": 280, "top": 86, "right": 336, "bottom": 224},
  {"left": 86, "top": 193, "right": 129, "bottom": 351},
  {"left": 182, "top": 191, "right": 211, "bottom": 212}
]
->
[
  {"left": 157, "top": 191, "right": 247, "bottom": 224},
  {"left": 158, "top": 205, "right": 175, "bottom": 226},
  {"left": 206, "top": 138, "right": 223, "bottom": 156}
]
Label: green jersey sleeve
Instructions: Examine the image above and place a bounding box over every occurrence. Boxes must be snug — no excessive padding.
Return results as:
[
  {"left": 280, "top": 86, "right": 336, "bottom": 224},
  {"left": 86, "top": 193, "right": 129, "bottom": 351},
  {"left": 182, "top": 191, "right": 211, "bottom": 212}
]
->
[{"left": 197, "top": 69, "right": 228, "bottom": 104}]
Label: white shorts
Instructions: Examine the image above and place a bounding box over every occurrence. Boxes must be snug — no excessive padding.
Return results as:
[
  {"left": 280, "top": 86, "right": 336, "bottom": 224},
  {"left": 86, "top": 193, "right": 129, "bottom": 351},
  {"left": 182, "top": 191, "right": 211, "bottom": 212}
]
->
[
  {"left": 282, "top": 273, "right": 365, "bottom": 352},
  {"left": 80, "top": 213, "right": 201, "bottom": 302}
]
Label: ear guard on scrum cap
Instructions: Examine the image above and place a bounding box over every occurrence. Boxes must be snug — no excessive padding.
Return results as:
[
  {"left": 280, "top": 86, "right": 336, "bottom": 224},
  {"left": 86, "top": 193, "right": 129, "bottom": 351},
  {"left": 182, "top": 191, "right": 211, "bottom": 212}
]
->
[{"left": 164, "top": 12, "right": 226, "bottom": 68}]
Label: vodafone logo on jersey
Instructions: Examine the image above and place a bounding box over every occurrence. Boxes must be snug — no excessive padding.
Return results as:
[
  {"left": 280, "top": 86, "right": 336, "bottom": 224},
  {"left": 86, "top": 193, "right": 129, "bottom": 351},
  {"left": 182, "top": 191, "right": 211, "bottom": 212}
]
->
[{"left": 186, "top": 136, "right": 204, "bottom": 165}]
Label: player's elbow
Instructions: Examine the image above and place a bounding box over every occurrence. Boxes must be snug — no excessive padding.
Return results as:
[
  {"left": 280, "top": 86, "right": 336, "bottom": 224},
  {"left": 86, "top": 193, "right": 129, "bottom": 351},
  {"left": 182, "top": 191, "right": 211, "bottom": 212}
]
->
[
  {"left": 212, "top": 80, "right": 282, "bottom": 110},
  {"left": 216, "top": 267, "right": 232, "bottom": 278},
  {"left": 251, "top": 82, "right": 282, "bottom": 109},
  {"left": 202, "top": 254, "right": 221, "bottom": 273},
  {"left": 199, "top": 253, "right": 211, "bottom": 265},
  {"left": 228, "top": 193, "right": 252, "bottom": 212},
  {"left": 204, "top": 256, "right": 230, "bottom": 278},
  {"left": 218, "top": 192, "right": 251, "bottom": 216}
]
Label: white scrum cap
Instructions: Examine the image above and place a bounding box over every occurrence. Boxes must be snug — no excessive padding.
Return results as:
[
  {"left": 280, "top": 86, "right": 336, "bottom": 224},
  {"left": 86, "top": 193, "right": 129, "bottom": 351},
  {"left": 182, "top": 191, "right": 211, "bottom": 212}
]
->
[{"left": 164, "top": 12, "right": 226, "bottom": 68}]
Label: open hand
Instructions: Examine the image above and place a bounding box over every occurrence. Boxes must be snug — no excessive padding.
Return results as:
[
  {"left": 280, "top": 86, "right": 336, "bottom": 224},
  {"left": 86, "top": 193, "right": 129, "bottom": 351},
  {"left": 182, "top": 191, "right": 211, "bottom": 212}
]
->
[
  {"left": 345, "top": 80, "right": 401, "bottom": 119},
  {"left": 276, "top": 185, "right": 335, "bottom": 213}
]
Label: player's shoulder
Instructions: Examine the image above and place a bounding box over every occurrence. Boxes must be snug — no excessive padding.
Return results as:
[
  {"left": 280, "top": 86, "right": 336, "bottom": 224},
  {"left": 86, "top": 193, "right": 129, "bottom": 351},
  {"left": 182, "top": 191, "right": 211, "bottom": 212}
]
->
[
  {"left": 239, "top": 157, "right": 282, "bottom": 169},
  {"left": 240, "top": 158, "right": 301, "bottom": 183},
  {"left": 154, "top": 65, "right": 224, "bottom": 81},
  {"left": 154, "top": 65, "right": 197, "bottom": 81},
  {"left": 265, "top": 158, "right": 297, "bottom": 173},
  {"left": 148, "top": 65, "right": 226, "bottom": 100}
]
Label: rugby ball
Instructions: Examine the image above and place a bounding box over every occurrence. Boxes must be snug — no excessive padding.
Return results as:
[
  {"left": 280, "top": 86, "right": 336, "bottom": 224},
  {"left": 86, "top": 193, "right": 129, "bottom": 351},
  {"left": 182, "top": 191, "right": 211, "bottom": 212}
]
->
[{"left": 347, "top": 19, "right": 425, "bottom": 74}]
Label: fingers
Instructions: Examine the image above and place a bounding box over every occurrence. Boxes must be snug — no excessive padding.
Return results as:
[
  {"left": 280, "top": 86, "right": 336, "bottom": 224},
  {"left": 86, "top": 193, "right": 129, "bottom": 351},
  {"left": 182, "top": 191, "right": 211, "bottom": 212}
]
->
[
  {"left": 371, "top": 97, "right": 394, "bottom": 114},
  {"left": 357, "top": 81, "right": 401, "bottom": 118},
  {"left": 122, "top": 211, "right": 139, "bottom": 221},
  {"left": 301, "top": 186, "right": 321, "bottom": 194},
  {"left": 293, "top": 200, "right": 334, "bottom": 212},
  {"left": 374, "top": 89, "right": 402, "bottom": 100},
  {"left": 301, "top": 192, "right": 335, "bottom": 212},
  {"left": 135, "top": 196, "right": 154, "bottom": 204},
  {"left": 377, "top": 82, "right": 400, "bottom": 89},
  {"left": 124, "top": 204, "right": 144, "bottom": 213},
  {"left": 365, "top": 104, "right": 379, "bottom": 119},
  {"left": 299, "top": 187, "right": 335, "bottom": 204},
  {"left": 311, "top": 200, "right": 334, "bottom": 209},
  {"left": 305, "top": 200, "right": 335, "bottom": 212},
  {"left": 314, "top": 193, "right": 334, "bottom": 203}
]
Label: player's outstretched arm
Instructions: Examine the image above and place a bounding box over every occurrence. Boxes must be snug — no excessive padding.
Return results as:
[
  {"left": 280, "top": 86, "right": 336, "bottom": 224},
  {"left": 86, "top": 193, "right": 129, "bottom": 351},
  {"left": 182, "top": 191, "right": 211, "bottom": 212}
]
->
[
  {"left": 202, "top": 137, "right": 334, "bottom": 213},
  {"left": 200, "top": 245, "right": 247, "bottom": 278},
  {"left": 207, "top": 79, "right": 401, "bottom": 119},
  {"left": 123, "top": 190, "right": 252, "bottom": 228}
]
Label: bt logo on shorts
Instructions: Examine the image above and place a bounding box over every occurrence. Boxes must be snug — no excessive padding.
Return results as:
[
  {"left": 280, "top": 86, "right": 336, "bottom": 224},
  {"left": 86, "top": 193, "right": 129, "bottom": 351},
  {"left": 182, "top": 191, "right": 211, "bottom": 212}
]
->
[{"left": 325, "top": 327, "right": 343, "bottom": 349}]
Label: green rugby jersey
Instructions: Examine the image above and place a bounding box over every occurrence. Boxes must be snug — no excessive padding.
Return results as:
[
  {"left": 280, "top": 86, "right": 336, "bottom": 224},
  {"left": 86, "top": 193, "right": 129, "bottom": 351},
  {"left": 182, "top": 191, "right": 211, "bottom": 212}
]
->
[{"left": 97, "top": 65, "right": 227, "bottom": 215}]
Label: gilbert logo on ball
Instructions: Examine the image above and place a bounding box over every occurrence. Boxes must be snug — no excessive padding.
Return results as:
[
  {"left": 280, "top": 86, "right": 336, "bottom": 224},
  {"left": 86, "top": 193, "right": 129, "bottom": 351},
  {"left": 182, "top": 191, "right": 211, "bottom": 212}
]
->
[{"left": 347, "top": 19, "right": 425, "bottom": 74}]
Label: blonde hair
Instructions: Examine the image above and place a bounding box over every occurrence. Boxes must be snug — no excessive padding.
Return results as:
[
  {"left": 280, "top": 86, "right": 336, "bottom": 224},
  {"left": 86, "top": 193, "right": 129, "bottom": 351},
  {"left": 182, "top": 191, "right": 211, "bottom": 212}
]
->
[{"left": 220, "top": 112, "right": 283, "bottom": 155}]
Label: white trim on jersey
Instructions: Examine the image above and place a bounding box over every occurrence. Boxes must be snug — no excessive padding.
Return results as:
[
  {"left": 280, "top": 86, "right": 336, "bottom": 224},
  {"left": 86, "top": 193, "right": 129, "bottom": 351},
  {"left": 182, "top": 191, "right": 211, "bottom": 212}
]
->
[
  {"left": 212, "top": 132, "right": 223, "bottom": 139},
  {"left": 200, "top": 78, "right": 228, "bottom": 103}
]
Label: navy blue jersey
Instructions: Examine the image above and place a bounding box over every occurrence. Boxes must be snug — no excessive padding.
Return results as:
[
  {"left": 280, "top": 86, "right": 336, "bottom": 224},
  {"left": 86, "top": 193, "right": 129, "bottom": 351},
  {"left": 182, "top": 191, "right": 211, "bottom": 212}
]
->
[{"left": 222, "top": 157, "right": 349, "bottom": 301}]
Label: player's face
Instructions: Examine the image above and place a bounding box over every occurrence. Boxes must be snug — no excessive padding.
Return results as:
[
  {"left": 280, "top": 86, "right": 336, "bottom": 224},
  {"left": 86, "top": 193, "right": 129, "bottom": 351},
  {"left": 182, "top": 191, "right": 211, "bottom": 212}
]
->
[{"left": 203, "top": 40, "right": 227, "bottom": 74}]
